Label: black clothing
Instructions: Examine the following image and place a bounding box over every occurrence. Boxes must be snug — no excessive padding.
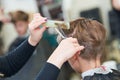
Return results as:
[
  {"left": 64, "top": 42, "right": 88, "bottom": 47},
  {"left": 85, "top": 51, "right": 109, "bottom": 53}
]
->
[
  {"left": 36, "top": 63, "right": 120, "bottom": 80},
  {"left": 0, "top": 21, "right": 3, "bottom": 31},
  {"left": 109, "top": 9, "right": 120, "bottom": 39},
  {"left": 0, "top": 21, "right": 4, "bottom": 55},
  {"left": 6, "top": 37, "right": 54, "bottom": 80},
  {"left": 0, "top": 21, "right": 3, "bottom": 26},
  {"left": 8, "top": 37, "right": 26, "bottom": 51},
  {"left": 0, "top": 39, "right": 35, "bottom": 77},
  {"left": 36, "top": 62, "right": 60, "bottom": 80}
]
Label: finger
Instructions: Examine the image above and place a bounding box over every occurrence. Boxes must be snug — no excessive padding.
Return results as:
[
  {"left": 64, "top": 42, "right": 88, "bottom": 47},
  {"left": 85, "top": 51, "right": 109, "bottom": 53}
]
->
[
  {"left": 34, "top": 15, "right": 42, "bottom": 20},
  {"left": 33, "top": 17, "right": 47, "bottom": 25},
  {"left": 34, "top": 19, "right": 46, "bottom": 25},
  {"left": 79, "top": 46, "right": 85, "bottom": 50},
  {"left": 33, "top": 16, "right": 46, "bottom": 21},
  {"left": 61, "top": 37, "right": 68, "bottom": 42},
  {"left": 36, "top": 18, "right": 47, "bottom": 24},
  {"left": 75, "top": 45, "right": 84, "bottom": 52},
  {"left": 34, "top": 14, "right": 47, "bottom": 21},
  {"left": 67, "top": 37, "right": 78, "bottom": 43},
  {"left": 76, "top": 46, "right": 84, "bottom": 55},
  {"left": 35, "top": 17, "right": 47, "bottom": 20},
  {"left": 29, "top": 22, "right": 41, "bottom": 30},
  {"left": 64, "top": 37, "right": 73, "bottom": 42},
  {"left": 33, "top": 13, "right": 41, "bottom": 17},
  {"left": 73, "top": 43, "right": 80, "bottom": 47},
  {"left": 31, "top": 20, "right": 46, "bottom": 29},
  {"left": 71, "top": 38, "right": 78, "bottom": 43},
  {"left": 76, "top": 46, "right": 84, "bottom": 51},
  {"left": 32, "top": 18, "right": 46, "bottom": 24}
]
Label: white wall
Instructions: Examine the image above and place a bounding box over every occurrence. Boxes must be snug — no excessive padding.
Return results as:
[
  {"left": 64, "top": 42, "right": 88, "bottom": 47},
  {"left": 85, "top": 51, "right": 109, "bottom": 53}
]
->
[
  {"left": 62, "top": 0, "right": 112, "bottom": 37},
  {"left": 1, "top": 0, "right": 38, "bottom": 13},
  {"left": 1, "top": 0, "right": 112, "bottom": 51},
  {"left": 1, "top": 0, "right": 39, "bottom": 51}
]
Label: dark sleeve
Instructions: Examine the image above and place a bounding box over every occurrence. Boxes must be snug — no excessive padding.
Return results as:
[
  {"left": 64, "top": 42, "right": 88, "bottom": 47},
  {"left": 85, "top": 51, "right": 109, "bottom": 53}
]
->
[
  {"left": 0, "top": 39, "right": 36, "bottom": 77},
  {"left": 0, "top": 21, "right": 3, "bottom": 27},
  {"left": 108, "top": 11, "right": 120, "bottom": 38},
  {"left": 36, "top": 62, "right": 60, "bottom": 80},
  {"left": 0, "top": 21, "right": 3, "bottom": 31}
]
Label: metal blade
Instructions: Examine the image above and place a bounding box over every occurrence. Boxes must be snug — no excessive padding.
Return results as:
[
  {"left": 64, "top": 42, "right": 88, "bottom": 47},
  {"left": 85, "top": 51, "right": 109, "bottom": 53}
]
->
[{"left": 55, "top": 27, "right": 66, "bottom": 39}]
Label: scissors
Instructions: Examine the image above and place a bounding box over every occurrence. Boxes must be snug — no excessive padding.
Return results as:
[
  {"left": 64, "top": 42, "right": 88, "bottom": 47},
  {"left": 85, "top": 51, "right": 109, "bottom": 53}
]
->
[{"left": 55, "top": 26, "right": 67, "bottom": 39}]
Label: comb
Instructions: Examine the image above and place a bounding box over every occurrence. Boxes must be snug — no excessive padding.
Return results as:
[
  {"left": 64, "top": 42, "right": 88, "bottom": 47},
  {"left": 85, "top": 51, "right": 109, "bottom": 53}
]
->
[{"left": 42, "top": 20, "right": 70, "bottom": 30}]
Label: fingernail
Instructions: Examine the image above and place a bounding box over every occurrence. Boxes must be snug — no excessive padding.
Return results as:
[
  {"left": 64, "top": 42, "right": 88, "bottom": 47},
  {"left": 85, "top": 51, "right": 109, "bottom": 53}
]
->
[
  {"left": 44, "top": 18, "right": 48, "bottom": 21},
  {"left": 44, "top": 26, "right": 47, "bottom": 29},
  {"left": 46, "top": 17, "right": 49, "bottom": 19},
  {"left": 45, "top": 19, "right": 47, "bottom": 21},
  {"left": 80, "top": 46, "right": 85, "bottom": 49},
  {"left": 43, "top": 26, "right": 48, "bottom": 29}
]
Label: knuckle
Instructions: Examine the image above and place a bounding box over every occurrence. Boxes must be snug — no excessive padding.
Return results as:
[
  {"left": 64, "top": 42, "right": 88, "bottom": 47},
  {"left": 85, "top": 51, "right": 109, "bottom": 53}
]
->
[
  {"left": 34, "top": 13, "right": 40, "bottom": 16},
  {"left": 73, "top": 38, "right": 77, "bottom": 41}
]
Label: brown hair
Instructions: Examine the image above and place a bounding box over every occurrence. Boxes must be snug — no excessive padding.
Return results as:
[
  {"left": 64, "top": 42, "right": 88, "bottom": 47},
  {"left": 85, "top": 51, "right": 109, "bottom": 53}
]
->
[
  {"left": 63, "top": 18, "right": 106, "bottom": 61},
  {"left": 10, "top": 11, "right": 29, "bottom": 23}
]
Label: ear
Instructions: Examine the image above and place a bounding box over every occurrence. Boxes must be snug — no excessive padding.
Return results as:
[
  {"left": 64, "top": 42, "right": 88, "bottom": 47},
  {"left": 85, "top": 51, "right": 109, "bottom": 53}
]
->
[
  {"left": 68, "top": 53, "right": 78, "bottom": 63},
  {"left": 68, "top": 52, "right": 80, "bottom": 64},
  {"left": 72, "top": 53, "right": 80, "bottom": 60}
]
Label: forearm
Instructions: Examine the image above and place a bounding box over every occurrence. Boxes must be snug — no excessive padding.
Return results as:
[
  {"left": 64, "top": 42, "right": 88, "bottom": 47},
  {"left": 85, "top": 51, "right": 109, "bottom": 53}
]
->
[
  {"left": 35, "top": 50, "right": 64, "bottom": 80},
  {"left": 0, "top": 39, "right": 36, "bottom": 77},
  {"left": 47, "top": 54, "right": 64, "bottom": 69},
  {"left": 36, "top": 62, "right": 60, "bottom": 80},
  {"left": 0, "top": 13, "right": 47, "bottom": 77}
]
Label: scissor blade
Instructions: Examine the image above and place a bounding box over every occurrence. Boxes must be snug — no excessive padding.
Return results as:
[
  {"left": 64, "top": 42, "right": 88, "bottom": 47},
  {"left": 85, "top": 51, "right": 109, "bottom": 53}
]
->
[
  {"left": 57, "top": 26, "right": 67, "bottom": 38},
  {"left": 55, "top": 28, "right": 66, "bottom": 39}
]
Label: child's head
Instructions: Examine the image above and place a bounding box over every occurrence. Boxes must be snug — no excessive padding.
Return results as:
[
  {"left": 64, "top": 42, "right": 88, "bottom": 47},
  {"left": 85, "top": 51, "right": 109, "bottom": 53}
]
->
[
  {"left": 11, "top": 11, "right": 29, "bottom": 36},
  {"left": 58, "top": 18, "right": 106, "bottom": 73}
]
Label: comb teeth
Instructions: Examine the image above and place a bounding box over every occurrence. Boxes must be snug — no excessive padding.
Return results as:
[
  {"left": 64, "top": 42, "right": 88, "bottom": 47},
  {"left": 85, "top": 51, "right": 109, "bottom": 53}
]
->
[{"left": 42, "top": 20, "right": 70, "bottom": 29}]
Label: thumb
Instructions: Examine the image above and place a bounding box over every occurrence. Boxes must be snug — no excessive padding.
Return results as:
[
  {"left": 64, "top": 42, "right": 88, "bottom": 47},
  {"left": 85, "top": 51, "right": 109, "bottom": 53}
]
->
[
  {"left": 79, "top": 46, "right": 84, "bottom": 50},
  {"left": 77, "top": 46, "right": 84, "bottom": 55},
  {"left": 75, "top": 46, "right": 84, "bottom": 52},
  {"left": 40, "top": 27, "right": 47, "bottom": 34}
]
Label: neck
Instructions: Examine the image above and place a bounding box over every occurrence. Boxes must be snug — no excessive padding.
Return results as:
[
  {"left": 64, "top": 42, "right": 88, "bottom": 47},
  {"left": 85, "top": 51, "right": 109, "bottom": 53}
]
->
[{"left": 79, "top": 59, "right": 101, "bottom": 73}]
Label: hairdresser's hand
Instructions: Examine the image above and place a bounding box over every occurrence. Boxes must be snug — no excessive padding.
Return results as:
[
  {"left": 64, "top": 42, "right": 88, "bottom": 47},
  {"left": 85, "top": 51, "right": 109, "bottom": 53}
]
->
[
  {"left": 47, "top": 37, "right": 84, "bottom": 69},
  {"left": 28, "top": 13, "right": 47, "bottom": 46},
  {"left": 0, "top": 8, "right": 10, "bottom": 23}
]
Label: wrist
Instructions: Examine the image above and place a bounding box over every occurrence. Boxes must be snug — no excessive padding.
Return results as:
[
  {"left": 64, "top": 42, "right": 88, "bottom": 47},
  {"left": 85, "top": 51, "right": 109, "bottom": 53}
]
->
[
  {"left": 47, "top": 53, "right": 65, "bottom": 69},
  {"left": 28, "top": 36, "right": 38, "bottom": 46}
]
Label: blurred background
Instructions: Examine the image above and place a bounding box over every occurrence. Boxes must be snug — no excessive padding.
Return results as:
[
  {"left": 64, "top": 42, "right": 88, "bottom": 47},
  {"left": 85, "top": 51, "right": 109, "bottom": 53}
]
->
[{"left": 0, "top": 0, "right": 120, "bottom": 80}]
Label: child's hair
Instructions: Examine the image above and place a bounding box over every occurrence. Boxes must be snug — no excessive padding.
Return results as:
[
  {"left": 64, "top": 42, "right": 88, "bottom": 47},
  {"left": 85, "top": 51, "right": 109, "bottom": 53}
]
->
[
  {"left": 10, "top": 11, "right": 29, "bottom": 23},
  {"left": 63, "top": 18, "right": 120, "bottom": 80},
  {"left": 63, "top": 18, "right": 106, "bottom": 61}
]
